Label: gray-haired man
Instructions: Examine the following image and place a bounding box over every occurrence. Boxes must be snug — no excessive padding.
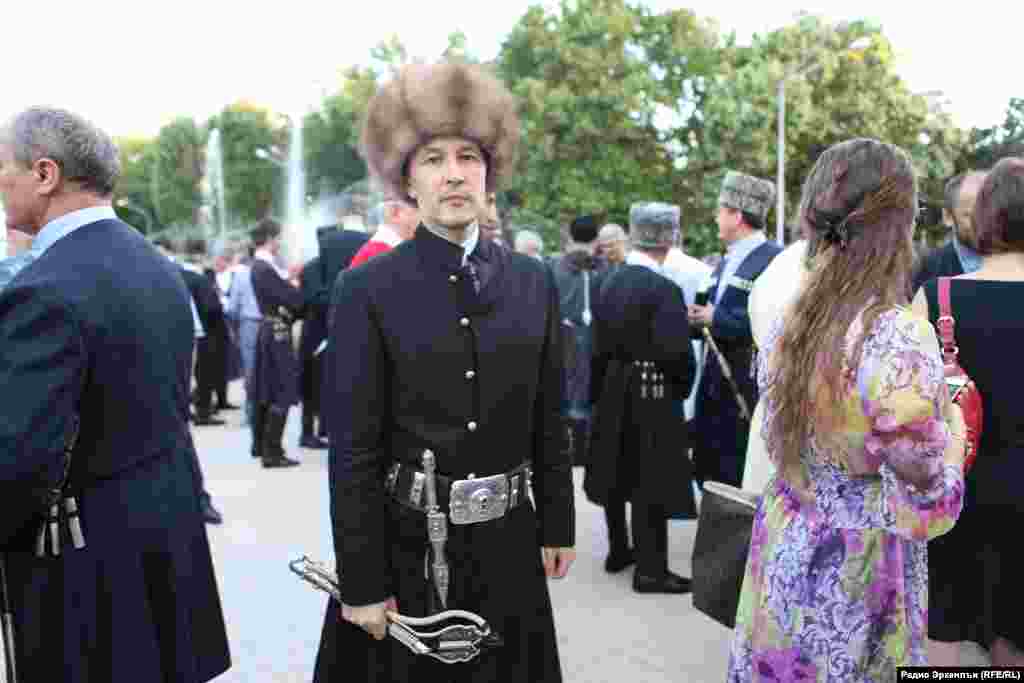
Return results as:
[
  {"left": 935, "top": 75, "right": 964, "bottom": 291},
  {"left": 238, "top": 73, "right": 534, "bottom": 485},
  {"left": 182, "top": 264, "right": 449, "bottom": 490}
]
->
[{"left": 0, "top": 107, "right": 230, "bottom": 681}]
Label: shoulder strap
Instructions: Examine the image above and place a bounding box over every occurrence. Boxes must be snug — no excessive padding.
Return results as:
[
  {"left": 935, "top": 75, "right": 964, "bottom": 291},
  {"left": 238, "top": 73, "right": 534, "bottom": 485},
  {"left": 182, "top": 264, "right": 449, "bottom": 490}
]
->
[{"left": 936, "top": 277, "right": 959, "bottom": 367}]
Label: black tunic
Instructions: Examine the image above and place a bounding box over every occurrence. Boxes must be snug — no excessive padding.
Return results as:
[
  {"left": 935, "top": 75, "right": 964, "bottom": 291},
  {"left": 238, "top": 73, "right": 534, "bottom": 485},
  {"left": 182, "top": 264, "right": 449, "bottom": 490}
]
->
[
  {"left": 314, "top": 226, "right": 573, "bottom": 683},
  {"left": 250, "top": 258, "right": 305, "bottom": 408},
  {"left": 0, "top": 218, "right": 230, "bottom": 682},
  {"left": 585, "top": 263, "right": 697, "bottom": 517}
]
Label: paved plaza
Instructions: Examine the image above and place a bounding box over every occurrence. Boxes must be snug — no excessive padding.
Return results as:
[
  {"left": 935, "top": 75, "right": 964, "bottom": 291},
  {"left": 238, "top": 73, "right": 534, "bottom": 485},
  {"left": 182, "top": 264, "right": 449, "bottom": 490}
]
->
[{"left": 193, "top": 382, "right": 734, "bottom": 682}]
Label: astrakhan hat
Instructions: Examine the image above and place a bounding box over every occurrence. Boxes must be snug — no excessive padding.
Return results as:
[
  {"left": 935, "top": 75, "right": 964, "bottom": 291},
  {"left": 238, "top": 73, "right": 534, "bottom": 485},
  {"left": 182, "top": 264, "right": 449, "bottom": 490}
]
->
[
  {"left": 360, "top": 62, "right": 520, "bottom": 204},
  {"left": 718, "top": 171, "right": 775, "bottom": 223},
  {"left": 629, "top": 202, "right": 680, "bottom": 249}
]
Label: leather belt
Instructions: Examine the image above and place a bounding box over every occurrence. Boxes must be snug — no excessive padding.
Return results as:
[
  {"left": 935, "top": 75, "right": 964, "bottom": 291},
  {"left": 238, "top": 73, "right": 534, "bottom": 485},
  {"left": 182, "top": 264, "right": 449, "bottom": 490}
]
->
[{"left": 386, "top": 461, "right": 532, "bottom": 525}]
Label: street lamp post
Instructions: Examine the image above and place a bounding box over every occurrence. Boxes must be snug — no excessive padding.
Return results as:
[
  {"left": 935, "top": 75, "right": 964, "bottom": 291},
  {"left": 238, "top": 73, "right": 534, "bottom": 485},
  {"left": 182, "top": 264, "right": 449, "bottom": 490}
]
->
[{"left": 776, "top": 36, "right": 872, "bottom": 245}]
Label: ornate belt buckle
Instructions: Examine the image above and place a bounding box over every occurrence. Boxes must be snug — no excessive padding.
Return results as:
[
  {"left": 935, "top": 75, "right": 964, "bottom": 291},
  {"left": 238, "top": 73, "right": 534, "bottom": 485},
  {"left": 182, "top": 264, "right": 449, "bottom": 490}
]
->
[{"left": 449, "top": 473, "right": 509, "bottom": 525}]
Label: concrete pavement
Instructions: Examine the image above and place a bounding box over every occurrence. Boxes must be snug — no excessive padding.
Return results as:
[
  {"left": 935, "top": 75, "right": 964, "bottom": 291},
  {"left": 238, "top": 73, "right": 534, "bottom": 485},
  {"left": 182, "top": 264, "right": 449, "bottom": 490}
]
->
[{"left": 193, "top": 382, "right": 734, "bottom": 682}]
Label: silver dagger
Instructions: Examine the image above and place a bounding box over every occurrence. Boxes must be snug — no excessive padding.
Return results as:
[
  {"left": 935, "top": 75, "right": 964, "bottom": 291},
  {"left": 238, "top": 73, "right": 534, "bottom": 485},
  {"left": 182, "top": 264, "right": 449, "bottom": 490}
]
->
[{"left": 422, "top": 450, "right": 450, "bottom": 609}]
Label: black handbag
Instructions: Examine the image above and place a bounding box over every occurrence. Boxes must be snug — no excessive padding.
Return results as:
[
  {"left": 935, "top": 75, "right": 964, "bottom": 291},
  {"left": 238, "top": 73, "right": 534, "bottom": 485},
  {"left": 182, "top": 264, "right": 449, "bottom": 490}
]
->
[{"left": 692, "top": 481, "right": 760, "bottom": 629}]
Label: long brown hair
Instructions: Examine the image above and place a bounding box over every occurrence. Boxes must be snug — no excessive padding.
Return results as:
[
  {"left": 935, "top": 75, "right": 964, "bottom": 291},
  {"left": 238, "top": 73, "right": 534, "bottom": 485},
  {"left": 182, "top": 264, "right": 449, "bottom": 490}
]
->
[{"left": 767, "top": 139, "right": 918, "bottom": 490}]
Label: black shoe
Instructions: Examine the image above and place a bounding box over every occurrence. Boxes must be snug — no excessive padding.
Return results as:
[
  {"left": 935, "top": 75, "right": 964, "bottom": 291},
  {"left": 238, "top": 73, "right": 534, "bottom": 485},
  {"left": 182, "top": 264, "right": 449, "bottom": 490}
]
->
[
  {"left": 193, "top": 416, "right": 226, "bottom": 426},
  {"left": 216, "top": 402, "right": 240, "bottom": 411},
  {"left": 604, "top": 548, "right": 636, "bottom": 574},
  {"left": 299, "top": 435, "right": 329, "bottom": 450},
  {"left": 262, "top": 454, "right": 301, "bottom": 469},
  {"left": 633, "top": 571, "right": 692, "bottom": 594},
  {"left": 202, "top": 500, "right": 223, "bottom": 525}
]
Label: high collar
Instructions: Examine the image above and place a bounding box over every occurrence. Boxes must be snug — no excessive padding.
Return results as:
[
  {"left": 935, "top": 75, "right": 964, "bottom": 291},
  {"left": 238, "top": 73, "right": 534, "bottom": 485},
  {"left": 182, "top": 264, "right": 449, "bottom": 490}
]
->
[
  {"left": 371, "top": 224, "right": 404, "bottom": 248},
  {"left": 626, "top": 249, "right": 663, "bottom": 275},
  {"left": 724, "top": 231, "right": 766, "bottom": 260},
  {"left": 414, "top": 222, "right": 491, "bottom": 272}
]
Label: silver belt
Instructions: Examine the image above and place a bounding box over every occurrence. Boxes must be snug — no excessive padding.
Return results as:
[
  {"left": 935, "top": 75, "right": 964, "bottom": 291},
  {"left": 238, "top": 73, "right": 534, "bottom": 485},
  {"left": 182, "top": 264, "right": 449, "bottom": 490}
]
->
[{"left": 386, "top": 461, "right": 532, "bottom": 525}]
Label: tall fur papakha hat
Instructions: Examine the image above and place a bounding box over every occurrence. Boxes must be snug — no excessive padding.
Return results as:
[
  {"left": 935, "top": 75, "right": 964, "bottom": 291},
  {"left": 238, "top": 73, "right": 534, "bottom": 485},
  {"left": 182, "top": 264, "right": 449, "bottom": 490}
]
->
[
  {"left": 718, "top": 171, "right": 775, "bottom": 223},
  {"left": 360, "top": 62, "right": 520, "bottom": 204},
  {"left": 630, "top": 202, "right": 680, "bottom": 249}
]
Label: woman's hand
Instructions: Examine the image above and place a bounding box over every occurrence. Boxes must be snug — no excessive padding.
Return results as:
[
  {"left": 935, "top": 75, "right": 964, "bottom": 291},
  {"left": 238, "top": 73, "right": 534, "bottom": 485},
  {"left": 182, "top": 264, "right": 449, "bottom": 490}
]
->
[{"left": 340, "top": 597, "right": 398, "bottom": 641}]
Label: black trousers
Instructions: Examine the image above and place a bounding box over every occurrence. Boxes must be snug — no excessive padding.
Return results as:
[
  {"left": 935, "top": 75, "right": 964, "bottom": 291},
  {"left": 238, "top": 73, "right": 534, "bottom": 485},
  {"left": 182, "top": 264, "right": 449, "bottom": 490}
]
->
[
  {"left": 631, "top": 495, "right": 668, "bottom": 577},
  {"left": 301, "top": 353, "right": 321, "bottom": 436},
  {"left": 194, "top": 338, "right": 218, "bottom": 418}
]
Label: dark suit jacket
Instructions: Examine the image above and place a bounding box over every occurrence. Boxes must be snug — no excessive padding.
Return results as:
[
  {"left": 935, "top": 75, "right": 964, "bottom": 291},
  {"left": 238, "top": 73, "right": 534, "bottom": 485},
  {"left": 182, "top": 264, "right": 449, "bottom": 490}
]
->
[
  {"left": 300, "top": 256, "right": 328, "bottom": 360},
  {"left": 317, "top": 226, "right": 369, "bottom": 311},
  {"left": 911, "top": 241, "right": 963, "bottom": 295},
  {"left": 0, "top": 218, "right": 230, "bottom": 682},
  {"left": 181, "top": 266, "right": 227, "bottom": 349}
]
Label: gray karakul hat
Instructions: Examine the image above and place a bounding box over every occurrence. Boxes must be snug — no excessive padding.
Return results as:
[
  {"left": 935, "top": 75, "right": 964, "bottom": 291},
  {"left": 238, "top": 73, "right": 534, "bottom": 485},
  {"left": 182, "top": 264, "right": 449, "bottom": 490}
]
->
[
  {"left": 629, "top": 202, "right": 680, "bottom": 248},
  {"left": 718, "top": 171, "right": 776, "bottom": 222}
]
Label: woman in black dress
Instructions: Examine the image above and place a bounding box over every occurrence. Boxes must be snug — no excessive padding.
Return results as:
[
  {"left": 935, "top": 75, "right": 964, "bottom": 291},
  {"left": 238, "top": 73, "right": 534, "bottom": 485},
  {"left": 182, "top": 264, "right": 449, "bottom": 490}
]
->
[{"left": 913, "top": 157, "right": 1024, "bottom": 667}]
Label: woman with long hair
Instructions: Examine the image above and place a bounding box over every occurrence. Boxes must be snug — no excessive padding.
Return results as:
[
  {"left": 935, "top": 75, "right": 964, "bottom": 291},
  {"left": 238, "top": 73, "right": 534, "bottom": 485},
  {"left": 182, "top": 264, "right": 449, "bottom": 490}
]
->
[
  {"left": 727, "top": 138, "right": 968, "bottom": 681},
  {"left": 913, "top": 157, "right": 1024, "bottom": 668}
]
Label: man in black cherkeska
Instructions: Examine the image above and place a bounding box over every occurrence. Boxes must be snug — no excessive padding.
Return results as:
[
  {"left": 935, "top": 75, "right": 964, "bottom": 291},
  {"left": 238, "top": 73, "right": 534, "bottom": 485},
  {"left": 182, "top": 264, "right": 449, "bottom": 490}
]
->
[
  {"left": 249, "top": 218, "right": 304, "bottom": 469},
  {"left": 586, "top": 202, "right": 697, "bottom": 594},
  {"left": 314, "top": 62, "right": 575, "bottom": 683}
]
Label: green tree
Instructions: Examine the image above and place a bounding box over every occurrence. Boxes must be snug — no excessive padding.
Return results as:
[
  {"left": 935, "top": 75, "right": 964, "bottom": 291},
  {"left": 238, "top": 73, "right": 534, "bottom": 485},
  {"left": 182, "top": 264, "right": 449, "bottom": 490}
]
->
[
  {"left": 958, "top": 97, "right": 1024, "bottom": 170},
  {"left": 304, "top": 93, "right": 367, "bottom": 199},
  {"left": 694, "top": 15, "right": 964, "bottom": 249},
  {"left": 497, "top": 0, "right": 722, "bottom": 251},
  {"left": 113, "top": 136, "right": 158, "bottom": 233},
  {"left": 149, "top": 117, "right": 205, "bottom": 229},
  {"left": 209, "top": 102, "right": 285, "bottom": 225}
]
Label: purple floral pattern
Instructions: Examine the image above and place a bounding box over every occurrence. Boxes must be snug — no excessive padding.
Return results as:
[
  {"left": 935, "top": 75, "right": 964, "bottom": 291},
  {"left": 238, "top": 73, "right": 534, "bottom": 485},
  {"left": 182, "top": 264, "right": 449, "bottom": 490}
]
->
[{"left": 727, "top": 308, "right": 965, "bottom": 682}]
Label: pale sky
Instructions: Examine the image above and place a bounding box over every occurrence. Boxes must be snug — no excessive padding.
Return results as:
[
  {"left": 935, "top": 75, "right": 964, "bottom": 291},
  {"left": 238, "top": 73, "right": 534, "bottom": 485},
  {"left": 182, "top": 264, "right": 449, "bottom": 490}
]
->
[{"left": 0, "top": 0, "right": 1014, "bottom": 137}]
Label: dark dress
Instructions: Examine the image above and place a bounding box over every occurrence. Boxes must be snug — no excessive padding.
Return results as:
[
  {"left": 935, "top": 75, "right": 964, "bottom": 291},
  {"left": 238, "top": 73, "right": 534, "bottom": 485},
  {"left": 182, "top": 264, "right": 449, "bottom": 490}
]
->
[
  {"left": 0, "top": 218, "right": 230, "bottom": 682},
  {"left": 182, "top": 266, "right": 228, "bottom": 417},
  {"left": 250, "top": 258, "right": 305, "bottom": 409},
  {"left": 300, "top": 257, "right": 329, "bottom": 417},
  {"left": 314, "top": 226, "right": 573, "bottom": 682},
  {"left": 924, "top": 278, "right": 1024, "bottom": 650}
]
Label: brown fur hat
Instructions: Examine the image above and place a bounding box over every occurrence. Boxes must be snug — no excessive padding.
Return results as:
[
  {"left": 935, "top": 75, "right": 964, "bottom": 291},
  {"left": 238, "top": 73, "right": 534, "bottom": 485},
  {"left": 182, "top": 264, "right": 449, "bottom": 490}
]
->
[{"left": 360, "top": 62, "right": 520, "bottom": 203}]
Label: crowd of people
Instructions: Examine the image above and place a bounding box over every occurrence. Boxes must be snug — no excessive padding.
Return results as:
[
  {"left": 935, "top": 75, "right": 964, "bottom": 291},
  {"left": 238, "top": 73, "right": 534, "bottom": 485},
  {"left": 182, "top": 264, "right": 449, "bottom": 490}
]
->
[{"left": 0, "top": 58, "right": 1021, "bottom": 682}]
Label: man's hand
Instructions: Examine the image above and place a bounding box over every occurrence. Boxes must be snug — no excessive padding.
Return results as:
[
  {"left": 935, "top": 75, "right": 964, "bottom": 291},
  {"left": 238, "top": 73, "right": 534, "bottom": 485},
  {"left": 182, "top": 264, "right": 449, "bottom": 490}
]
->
[
  {"left": 542, "top": 547, "right": 575, "bottom": 579},
  {"left": 687, "top": 303, "right": 715, "bottom": 327},
  {"left": 340, "top": 596, "right": 398, "bottom": 641}
]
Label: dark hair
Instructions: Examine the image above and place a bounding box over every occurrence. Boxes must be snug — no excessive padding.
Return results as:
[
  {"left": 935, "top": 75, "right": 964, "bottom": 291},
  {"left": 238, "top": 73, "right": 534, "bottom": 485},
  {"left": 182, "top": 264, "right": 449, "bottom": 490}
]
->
[
  {"left": 251, "top": 218, "right": 282, "bottom": 247},
  {"left": 153, "top": 237, "right": 175, "bottom": 252},
  {"left": 973, "top": 157, "right": 1024, "bottom": 255},
  {"left": 739, "top": 210, "right": 764, "bottom": 231},
  {"left": 944, "top": 172, "right": 966, "bottom": 214},
  {"left": 569, "top": 214, "right": 599, "bottom": 243},
  {"left": 185, "top": 238, "right": 207, "bottom": 257},
  {"left": 768, "top": 138, "right": 917, "bottom": 496}
]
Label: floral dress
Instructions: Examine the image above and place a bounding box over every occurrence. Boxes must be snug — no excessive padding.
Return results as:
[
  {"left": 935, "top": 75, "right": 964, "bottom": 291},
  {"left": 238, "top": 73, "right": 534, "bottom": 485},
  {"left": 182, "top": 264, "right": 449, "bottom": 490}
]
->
[{"left": 727, "top": 307, "right": 965, "bottom": 682}]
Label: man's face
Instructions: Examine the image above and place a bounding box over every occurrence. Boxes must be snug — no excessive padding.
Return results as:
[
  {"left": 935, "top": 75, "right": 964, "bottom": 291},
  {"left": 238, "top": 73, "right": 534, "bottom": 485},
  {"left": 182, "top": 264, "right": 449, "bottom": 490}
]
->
[
  {"left": 0, "top": 144, "right": 44, "bottom": 232},
  {"left": 597, "top": 237, "right": 626, "bottom": 264},
  {"left": 407, "top": 137, "right": 487, "bottom": 232},
  {"left": 953, "top": 175, "right": 984, "bottom": 246},
  {"left": 716, "top": 206, "right": 741, "bottom": 244}
]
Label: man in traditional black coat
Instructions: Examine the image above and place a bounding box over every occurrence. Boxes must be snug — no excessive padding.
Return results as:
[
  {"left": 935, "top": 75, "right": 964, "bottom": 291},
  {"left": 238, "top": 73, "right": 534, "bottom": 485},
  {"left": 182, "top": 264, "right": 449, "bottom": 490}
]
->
[
  {"left": 314, "top": 61, "right": 575, "bottom": 683},
  {"left": 550, "top": 214, "right": 605, "bottom": 467},
  {"left": 0, "top": 106, "right": 230, "bottom": 682},
  {"left": 687, "top": 171, "right": 783, "bottom": 488},
  {"left": 586, "top": 202, "right": 696, "bottom": 594},
  {"left": 181, "top": 238, "right": 228, "bottom": 426},
  {"left": 250, "top": 218, "right": 305, "bottom": 468},
  {"left": 298, "top": 254, "right": 328, "bottom": 449}
]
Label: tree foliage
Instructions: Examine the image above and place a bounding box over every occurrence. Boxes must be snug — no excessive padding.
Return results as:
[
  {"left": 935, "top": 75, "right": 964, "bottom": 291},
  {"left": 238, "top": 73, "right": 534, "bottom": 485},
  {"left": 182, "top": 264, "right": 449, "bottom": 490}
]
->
[
  {"left": 497, "top": 0, "right": 721, "bottom": 251},
  {"left": 209, "top": 102, "right": 285, "bottom": 225},
  {"left": 958, "top": 97, "right": 1024, "bottom": 171}
]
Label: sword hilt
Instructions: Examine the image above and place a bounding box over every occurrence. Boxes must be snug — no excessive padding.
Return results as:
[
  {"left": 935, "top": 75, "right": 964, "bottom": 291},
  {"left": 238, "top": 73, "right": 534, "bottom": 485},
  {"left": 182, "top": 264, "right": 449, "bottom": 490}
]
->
[{"left": 422, "top": 450, "right": 450, "bottom": 609}]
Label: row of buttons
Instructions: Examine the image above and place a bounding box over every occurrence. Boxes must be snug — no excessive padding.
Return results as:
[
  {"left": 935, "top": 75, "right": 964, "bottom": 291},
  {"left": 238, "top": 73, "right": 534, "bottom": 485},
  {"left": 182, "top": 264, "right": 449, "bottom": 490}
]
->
[{"left": 453, "top": 273, "right": 477, "bottom": 433}]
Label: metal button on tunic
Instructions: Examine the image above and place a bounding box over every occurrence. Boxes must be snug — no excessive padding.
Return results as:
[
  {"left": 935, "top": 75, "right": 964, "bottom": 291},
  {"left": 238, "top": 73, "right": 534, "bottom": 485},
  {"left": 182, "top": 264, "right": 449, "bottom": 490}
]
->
[
  {"left": 460, "top": 317, "right": 470, "bottom": 327},
  {"left": 449, "top": 274, "right": 458, "bottom": 283},
  {"left": 467, "top": 421, "right": 478, "bottom": 432},
  {"left": 465, "top": 370, "right": 475, "bottom": 380}
]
